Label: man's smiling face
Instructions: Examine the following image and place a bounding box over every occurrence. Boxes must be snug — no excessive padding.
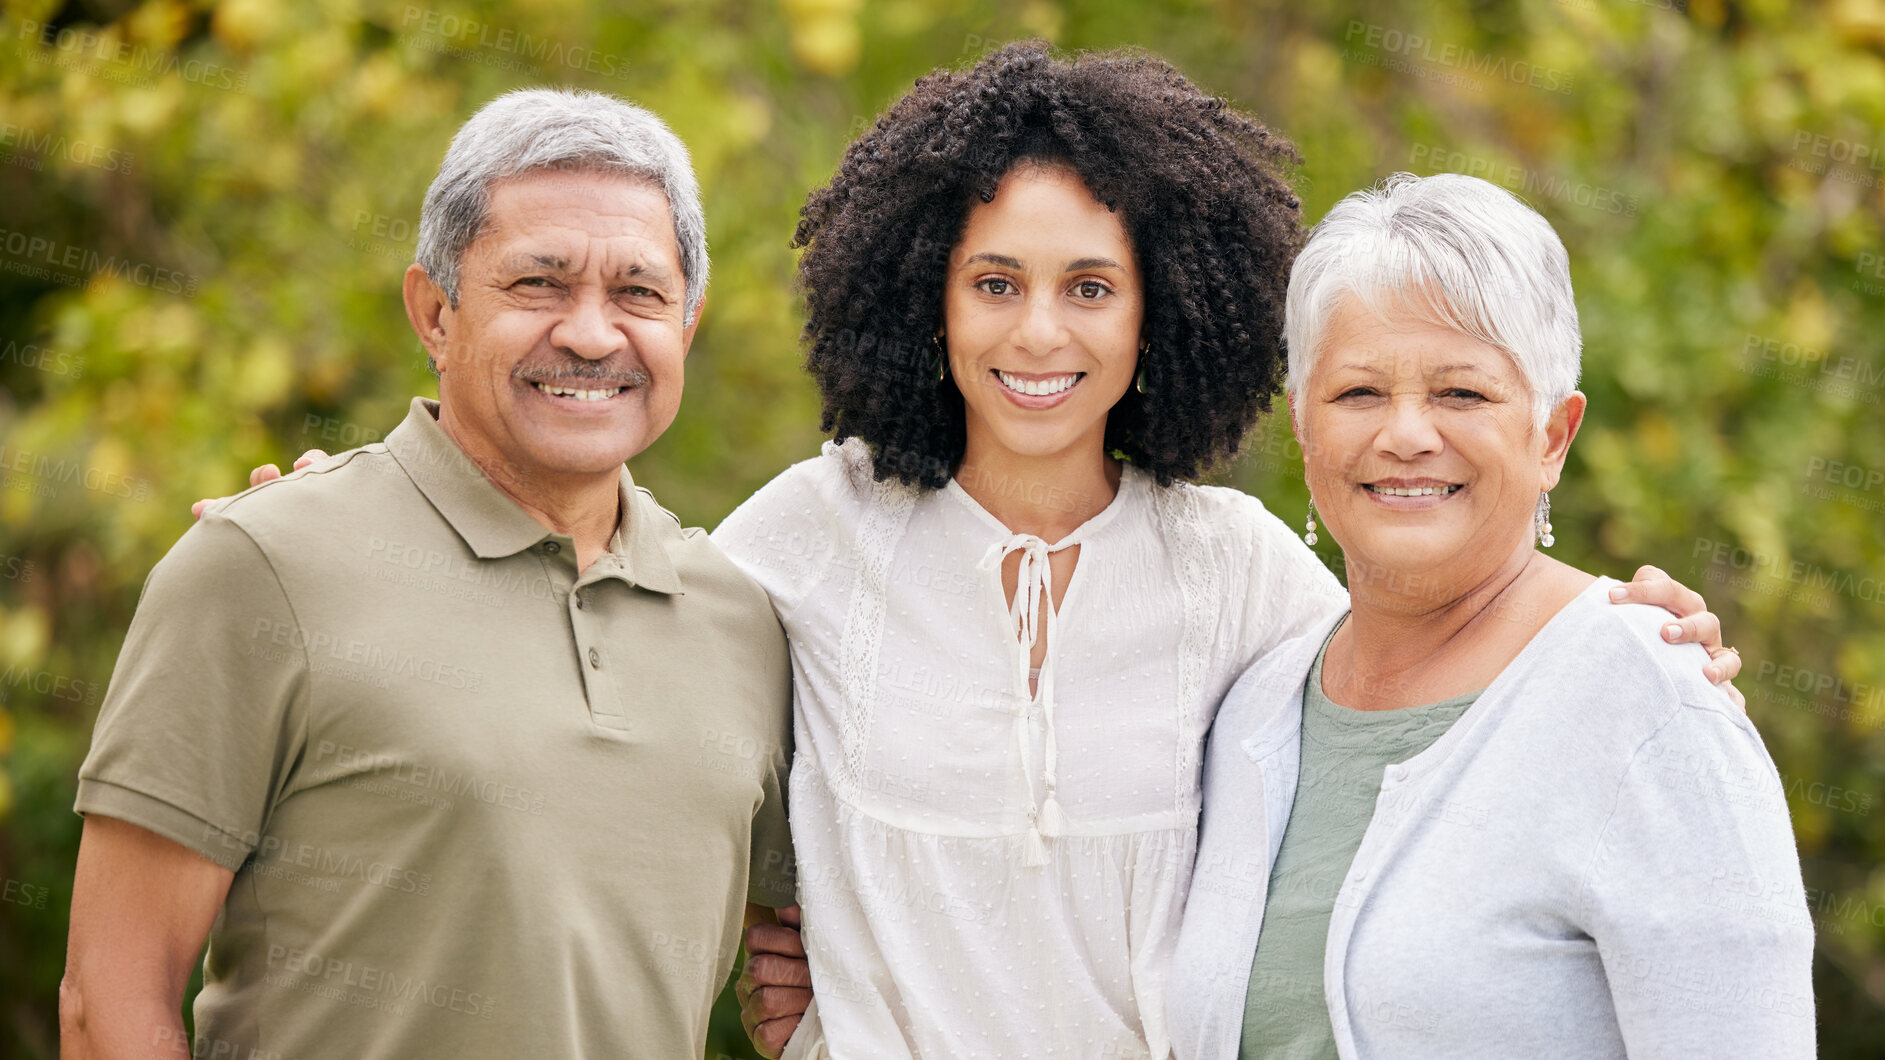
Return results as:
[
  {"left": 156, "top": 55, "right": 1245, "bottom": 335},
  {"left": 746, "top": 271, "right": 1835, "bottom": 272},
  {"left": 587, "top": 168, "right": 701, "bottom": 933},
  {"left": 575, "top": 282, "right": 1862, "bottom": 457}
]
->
[{"left": 419, "top": 167, "right": 696, "bottom": 485}]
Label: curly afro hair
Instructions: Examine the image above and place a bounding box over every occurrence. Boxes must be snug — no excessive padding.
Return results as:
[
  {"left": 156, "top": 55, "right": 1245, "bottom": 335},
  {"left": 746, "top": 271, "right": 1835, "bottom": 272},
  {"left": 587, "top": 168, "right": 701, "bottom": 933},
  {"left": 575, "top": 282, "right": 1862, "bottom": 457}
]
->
[{"left": 793, "top": 40, "right": 1304, "bottom": 489}]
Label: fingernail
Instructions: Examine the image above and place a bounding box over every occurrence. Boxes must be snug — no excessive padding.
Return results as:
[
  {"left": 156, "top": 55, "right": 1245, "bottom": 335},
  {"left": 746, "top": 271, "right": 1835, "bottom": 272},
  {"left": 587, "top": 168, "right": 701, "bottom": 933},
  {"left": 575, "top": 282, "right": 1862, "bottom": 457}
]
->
[
  {"left": 1664, "top": 623, "right": 1682, "bottom": 641},
  {"left": 1608, "top": 586, "right": 1628, "bottom": 601}
]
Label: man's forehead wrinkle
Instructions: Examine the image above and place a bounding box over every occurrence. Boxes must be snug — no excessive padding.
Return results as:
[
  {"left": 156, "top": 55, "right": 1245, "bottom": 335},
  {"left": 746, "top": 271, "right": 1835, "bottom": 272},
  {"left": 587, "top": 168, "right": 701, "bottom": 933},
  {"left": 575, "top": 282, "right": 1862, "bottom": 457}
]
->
[{"left": 476, "top": 195, "right": 685, "bottom": 286}]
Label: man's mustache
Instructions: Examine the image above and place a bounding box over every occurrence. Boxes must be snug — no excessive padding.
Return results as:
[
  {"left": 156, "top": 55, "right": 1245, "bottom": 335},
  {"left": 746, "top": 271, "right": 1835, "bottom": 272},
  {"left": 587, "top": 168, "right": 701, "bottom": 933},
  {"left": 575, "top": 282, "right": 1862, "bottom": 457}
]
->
[{"left": 510, "top": 357, "right": 652, "bottom": 387}]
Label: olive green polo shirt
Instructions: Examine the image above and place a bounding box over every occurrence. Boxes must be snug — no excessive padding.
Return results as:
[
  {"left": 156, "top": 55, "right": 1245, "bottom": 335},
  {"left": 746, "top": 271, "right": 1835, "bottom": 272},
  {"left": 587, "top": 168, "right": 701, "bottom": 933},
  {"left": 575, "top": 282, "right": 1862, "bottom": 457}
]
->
[{"left": 77, "top": 397, "right": 796, "bottom": 1060}]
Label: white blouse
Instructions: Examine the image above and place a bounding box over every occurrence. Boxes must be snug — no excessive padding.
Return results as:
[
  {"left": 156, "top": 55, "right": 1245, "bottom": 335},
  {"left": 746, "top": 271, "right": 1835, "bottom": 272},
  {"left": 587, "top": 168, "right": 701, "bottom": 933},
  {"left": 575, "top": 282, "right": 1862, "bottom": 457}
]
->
[{"left": 713, "top": 439, "right": 1346, "bottom": 1059}]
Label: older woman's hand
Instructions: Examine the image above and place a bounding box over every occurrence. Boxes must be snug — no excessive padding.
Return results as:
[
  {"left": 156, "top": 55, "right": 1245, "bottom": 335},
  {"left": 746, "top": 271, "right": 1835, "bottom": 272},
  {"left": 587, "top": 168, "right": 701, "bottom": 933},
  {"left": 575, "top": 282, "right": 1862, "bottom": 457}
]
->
[
  {"left": 738, "top": 904, "right": 812, "bottom": 1058},
  {"left": 1607, "top": 565, "right": 1744, "bottom": 707}
]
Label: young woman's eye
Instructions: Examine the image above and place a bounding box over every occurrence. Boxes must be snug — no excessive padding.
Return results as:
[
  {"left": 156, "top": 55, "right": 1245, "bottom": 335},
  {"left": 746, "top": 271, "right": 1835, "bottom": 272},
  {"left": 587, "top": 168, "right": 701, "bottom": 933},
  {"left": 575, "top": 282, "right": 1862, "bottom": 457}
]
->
[
  {"left": 1073, "top": 280, "right": 1109, "bottom": 299},
  {"left": 976, "top": 278, "right": 1014, "bottom": 296}
]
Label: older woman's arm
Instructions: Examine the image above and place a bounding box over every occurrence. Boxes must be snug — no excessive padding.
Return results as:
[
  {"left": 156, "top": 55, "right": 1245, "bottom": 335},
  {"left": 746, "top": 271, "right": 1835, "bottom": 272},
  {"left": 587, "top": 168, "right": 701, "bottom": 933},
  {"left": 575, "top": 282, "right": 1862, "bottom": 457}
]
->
[{"left": 1582, "top": 694, "right": 1816, "bottom": 1056}]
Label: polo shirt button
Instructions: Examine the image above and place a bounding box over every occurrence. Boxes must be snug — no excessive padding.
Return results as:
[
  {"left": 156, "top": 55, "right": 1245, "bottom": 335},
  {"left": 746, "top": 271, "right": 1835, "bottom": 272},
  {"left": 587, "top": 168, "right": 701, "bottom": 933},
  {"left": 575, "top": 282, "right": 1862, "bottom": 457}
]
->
[
  {"left": 588, "top": 647, "right": 601, "bottom": 669},
  {"left": 574, "top": 592, "right": 586, "bottom": 610},
  {"left": 543, "top": 541, "right": 561, "bottom": 554}
]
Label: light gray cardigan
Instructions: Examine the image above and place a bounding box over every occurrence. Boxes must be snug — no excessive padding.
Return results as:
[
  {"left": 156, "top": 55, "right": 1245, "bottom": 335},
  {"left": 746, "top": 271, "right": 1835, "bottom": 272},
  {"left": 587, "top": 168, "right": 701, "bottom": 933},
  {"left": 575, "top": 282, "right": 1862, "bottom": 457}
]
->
[{"left": 1168, "top": 579, "right": 1816, "bottom": 1059}]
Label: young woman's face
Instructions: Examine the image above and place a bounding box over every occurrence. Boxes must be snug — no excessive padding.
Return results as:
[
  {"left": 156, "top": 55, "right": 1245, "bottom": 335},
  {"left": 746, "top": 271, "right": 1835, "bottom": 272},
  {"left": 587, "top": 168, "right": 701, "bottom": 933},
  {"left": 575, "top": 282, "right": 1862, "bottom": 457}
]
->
[{"left": 942, "top": 163, "right": 1144, "bottom": 466}]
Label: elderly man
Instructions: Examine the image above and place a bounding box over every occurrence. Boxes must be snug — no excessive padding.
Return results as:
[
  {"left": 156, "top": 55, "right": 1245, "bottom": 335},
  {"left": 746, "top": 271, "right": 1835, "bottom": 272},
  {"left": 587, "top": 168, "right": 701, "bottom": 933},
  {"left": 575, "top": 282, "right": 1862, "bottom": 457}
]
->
[{"left": 60, "top": 88, "right": 795, "bottom": 1058}]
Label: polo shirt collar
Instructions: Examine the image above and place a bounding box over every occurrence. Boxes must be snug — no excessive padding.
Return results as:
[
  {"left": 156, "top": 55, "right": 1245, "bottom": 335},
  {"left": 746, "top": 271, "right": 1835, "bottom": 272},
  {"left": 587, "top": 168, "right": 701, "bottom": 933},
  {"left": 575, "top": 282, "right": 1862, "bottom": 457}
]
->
[
  {"left": 385, "top": 398, "right": 683, "bottom": 595},
  {"left": 599, "top": 482, "right": 684, "bottom": 595}
]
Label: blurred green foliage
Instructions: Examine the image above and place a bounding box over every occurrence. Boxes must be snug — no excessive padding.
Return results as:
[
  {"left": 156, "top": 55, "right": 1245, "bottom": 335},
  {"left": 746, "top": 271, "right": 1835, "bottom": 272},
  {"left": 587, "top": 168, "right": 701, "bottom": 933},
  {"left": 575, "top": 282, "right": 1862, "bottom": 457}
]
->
[{"left": 0, "top": 0, "right": 1881, "bottom": 1055}]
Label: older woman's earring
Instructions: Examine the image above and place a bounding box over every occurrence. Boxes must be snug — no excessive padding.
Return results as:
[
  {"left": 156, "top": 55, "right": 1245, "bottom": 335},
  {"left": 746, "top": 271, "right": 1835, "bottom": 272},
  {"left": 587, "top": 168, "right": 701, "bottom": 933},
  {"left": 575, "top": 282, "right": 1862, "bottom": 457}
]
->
[
  {"left": 1303, "top": 497, "right": 1319, "bottom": 546},
  {"left": 1535, "top": 492, "right": 1555, "bottom": 548}
]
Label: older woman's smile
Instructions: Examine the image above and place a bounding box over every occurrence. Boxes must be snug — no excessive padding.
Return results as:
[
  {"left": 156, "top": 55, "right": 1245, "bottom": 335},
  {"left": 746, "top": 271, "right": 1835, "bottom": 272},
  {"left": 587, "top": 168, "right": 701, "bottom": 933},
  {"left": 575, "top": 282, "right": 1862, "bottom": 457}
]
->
[{"left": 1361, "top": 479, "right": 1465, "bottom": 508}]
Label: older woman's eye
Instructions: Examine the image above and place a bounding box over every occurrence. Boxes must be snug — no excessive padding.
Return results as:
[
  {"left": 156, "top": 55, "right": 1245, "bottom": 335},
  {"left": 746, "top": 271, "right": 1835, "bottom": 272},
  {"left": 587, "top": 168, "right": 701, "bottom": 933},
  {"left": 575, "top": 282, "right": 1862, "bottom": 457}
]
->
[
  {"left": 1440, "top": 388, "right": 1487, "bottom": 402},
  {"left": 1336, "top": 386, "right": 1380, "bottom": 400}
]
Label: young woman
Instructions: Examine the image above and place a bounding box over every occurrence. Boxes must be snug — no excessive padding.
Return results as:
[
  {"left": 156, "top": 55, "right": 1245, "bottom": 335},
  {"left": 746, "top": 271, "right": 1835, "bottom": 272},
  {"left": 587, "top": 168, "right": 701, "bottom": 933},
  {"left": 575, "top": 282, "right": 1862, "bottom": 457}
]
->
[{"left": 718, "top": 44, "right": 1740, "bottom": 1059}]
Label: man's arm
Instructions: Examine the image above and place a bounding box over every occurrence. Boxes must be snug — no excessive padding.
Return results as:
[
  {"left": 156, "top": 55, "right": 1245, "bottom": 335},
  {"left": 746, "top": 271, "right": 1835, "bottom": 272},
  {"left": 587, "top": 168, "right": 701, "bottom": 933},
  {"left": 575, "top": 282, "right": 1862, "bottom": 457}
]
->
[{"left": 62, "top": 815, "right": 235, "bottom": 1059}]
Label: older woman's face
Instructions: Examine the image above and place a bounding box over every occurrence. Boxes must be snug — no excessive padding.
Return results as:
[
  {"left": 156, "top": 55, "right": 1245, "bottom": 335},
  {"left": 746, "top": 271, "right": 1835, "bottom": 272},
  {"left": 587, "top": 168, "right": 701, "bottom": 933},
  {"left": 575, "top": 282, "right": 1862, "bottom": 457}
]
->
[
  {"left": 943, "top": 163, "right": 1143, "bottom": 466},
  {"left": 1297, "top": 298, "right": 1580, "bottom": 592}
]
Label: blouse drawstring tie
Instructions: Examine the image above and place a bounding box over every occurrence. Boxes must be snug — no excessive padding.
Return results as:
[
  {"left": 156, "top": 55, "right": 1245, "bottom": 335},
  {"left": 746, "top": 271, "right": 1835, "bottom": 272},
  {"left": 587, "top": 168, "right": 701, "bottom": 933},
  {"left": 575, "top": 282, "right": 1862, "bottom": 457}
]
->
[{"left": 979, "top": 533, "right": 1074, "bottom": 867}]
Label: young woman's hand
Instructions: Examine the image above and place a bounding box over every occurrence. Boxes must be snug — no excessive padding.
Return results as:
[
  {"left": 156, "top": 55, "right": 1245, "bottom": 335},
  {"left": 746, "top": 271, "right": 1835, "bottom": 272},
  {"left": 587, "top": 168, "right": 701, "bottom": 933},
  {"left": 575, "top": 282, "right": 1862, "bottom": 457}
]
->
[
  {"left": 1608, "top": 564, "right": 1744, "bottom": 708},
  {"left": 190, "top": 449, "right": 329, "bottom": 520}
]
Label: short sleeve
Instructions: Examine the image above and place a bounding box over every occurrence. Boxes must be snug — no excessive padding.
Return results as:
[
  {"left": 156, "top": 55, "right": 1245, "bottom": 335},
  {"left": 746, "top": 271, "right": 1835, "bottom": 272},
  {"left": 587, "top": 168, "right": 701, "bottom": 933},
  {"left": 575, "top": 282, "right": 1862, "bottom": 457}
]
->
[
  {"left": 1581, "top": 696, "right": 1817, "bottom": 1057},
  {"left": 748, "top": 751, "right": 798, "bottom": 908},
  {"left": 75, "top": 513, "right": 310, "bottom": 870},
  {"left": 748, "top": 638, "right": 798, "bottom": 908}
]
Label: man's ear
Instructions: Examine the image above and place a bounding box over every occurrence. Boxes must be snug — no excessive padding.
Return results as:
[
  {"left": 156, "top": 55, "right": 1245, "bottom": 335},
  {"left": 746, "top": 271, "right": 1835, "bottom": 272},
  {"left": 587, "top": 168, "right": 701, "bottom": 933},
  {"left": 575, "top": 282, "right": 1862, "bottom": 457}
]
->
[
  {"left": 1539, "top": 391, "right": 1587, "bottom": 492},
  {"left": 403, "top": 264, "right": 454, "bottom": 370},
  {"left": 681, "top": 291, "right": 706, "bottom": 358}
]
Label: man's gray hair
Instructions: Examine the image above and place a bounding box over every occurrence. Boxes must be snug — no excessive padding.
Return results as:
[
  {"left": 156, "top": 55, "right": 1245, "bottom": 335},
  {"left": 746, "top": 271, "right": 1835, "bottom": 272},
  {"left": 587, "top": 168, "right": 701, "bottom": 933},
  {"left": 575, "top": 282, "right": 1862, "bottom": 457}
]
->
[
  {"left": 416, "top": 87, "right": 708, "bottom": 325},
  {"left": 1284, "top": 172, "right": 1581, "bottom": 428}
]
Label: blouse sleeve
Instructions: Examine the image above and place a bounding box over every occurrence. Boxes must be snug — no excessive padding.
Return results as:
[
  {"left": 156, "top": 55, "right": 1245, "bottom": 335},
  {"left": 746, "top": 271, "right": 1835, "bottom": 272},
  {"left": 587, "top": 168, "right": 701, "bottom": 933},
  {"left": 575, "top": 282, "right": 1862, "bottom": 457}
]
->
[
  {"left": 712, "top": 439, "right": 873, "bottom": 617},
  {"left": 1196, "top": 484, "right": 1348, "bottom": 676}
]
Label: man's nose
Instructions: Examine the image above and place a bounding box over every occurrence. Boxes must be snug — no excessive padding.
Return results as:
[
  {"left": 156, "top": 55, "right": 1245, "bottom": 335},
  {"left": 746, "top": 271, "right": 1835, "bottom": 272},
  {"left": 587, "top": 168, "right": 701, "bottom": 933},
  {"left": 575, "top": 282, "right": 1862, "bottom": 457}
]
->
[{"left": 550, "top": 292, "right": 628, "bottom": 361}]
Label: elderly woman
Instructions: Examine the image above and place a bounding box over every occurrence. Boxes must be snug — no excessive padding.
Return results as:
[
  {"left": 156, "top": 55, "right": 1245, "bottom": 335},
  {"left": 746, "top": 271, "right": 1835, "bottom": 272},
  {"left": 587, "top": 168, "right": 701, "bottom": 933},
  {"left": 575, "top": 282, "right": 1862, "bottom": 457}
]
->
[{"left": 1166, "top": 173, "right": 1814, "bottom": 1059}]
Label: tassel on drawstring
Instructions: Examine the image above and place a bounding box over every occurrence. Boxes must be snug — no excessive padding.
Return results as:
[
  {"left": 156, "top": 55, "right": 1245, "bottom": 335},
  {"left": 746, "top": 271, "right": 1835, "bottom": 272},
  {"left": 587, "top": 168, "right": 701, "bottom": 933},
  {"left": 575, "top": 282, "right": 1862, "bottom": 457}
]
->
[
  {"left": 985, "top": 531, "right": 1076, "bottom": 871},
  {"left": 1022, "top": 825, "right": 1050, "bottom": 867},
  {"left": 1037, "top": 793, "right": 1066, "bottom": 836}
]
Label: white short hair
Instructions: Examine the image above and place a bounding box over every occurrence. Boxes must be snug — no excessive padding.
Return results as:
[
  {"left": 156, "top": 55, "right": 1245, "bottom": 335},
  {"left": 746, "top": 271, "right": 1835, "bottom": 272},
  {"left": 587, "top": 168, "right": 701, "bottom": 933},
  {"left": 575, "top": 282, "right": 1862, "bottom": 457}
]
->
[
  {"left": 416, "top": 87, "right": 707, "bottom": 326},
  {"left": 1284, "top": 172, "right": 1580, "bottom": 427}
]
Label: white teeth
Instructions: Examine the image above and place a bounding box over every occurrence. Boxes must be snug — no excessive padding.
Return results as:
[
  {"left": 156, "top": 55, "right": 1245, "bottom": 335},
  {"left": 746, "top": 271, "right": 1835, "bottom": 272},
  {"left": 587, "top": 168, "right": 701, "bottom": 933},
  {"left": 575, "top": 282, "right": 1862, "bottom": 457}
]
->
[
  {"left": 996, "top": 371, "right": 1080, "bottom": 397},
  {"left": 534, "top": 382, "right": 625, "bottom": 402},
  {"left": 1368, "top": 484, "right": 1461, "bottom": 497}
]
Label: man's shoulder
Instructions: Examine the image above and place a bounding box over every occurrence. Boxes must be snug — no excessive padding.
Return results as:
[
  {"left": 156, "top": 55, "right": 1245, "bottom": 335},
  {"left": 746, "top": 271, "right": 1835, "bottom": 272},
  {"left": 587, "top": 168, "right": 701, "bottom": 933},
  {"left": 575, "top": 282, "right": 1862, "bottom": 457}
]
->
[{"left": 200, "top": 445, "right": 437, "bottom": 563}]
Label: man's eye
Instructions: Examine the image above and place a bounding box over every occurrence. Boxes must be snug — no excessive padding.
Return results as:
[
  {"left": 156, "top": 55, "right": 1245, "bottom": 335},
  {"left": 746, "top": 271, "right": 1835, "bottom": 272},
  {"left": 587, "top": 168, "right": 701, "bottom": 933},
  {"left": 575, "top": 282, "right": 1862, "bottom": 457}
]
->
[{"left": 515, "top": 277, "right": 554, "bottom": 288}]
